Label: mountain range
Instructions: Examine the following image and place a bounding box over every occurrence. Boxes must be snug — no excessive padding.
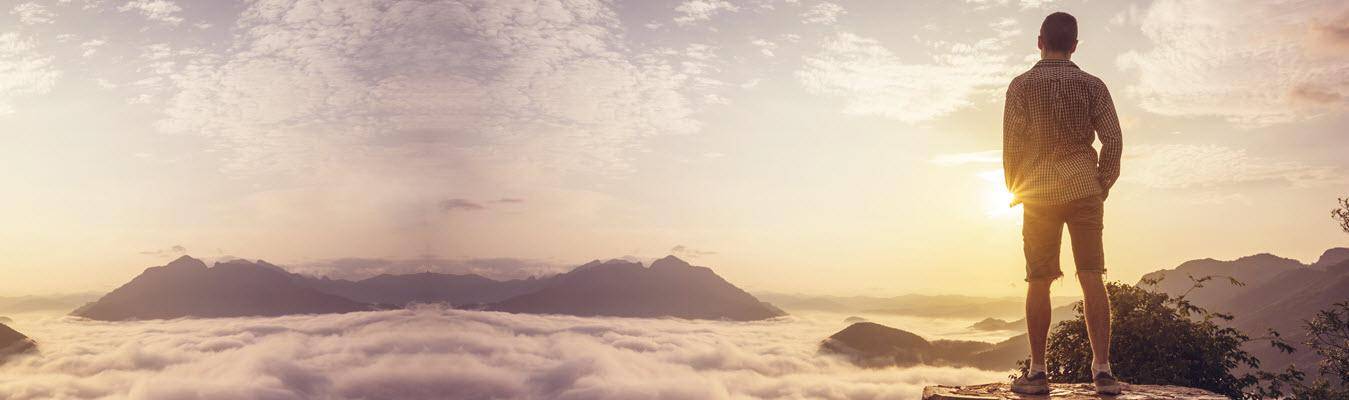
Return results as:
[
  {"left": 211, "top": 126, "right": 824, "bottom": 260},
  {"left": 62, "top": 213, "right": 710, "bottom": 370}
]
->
[
  {"left": 488, "top": 256, "right": 785, "bottom": 321},
  {"left": 72, "top": 255, "right": 786, "bottom": 322},
  {"left": 1138, "top": 247, "right": 1349, "bottom": 372},
  {"left": 72, "top": 257, "right": 373, "bottom": 320}
]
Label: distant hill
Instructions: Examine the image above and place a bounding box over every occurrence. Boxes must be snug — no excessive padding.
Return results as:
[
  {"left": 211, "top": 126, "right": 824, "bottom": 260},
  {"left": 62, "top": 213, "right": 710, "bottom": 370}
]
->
[
  {"left": 488, "top": 256, "right": 786, "bottom": 321},
  {"left": 1312, "top": 247, "right": 1349, "bottom": 269},
  {"left": 1137, "top": 253, "right": 1305, "bottom": 310},
  {"left": 1137, "top": 248, "right": 1349, "bottom": 373},
  {"left": 969, "top": 304, "right": 1076, "bottom": 331},
  {"left": 73, "top": 255, "right": 783, "bottom": 322},
  {"left": 820, "top": 322, "right": 1024, "bottom": 370},
  {"left": 0, "top": 323, "right": 36, "bottom": 363},
  {"left": 292, "top": 272, "right": 550, "bottom": 306},
  {"left": 71, "top": 256, "right": 373, "bottom": 321},
  {"left": 821, "top": 322, "right": 933, "bottom": 366},
  {"left": 758, "top": 292, "right": 1078, "bottom": 319},
  {"left": 0, "top": 293, "right": 101, "bottom": 315}
]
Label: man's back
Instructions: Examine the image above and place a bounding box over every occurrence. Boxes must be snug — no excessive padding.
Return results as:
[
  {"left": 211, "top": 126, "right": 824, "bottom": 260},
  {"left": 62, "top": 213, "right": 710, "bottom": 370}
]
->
[{"left": 1003, "top": 59, "right": 1122, "bottom": 205}]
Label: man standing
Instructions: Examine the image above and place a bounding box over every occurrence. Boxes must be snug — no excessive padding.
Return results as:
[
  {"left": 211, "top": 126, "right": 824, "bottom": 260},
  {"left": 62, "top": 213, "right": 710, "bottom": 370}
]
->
[{"left": 1003, "top": 12, "right": 1124, "bottom": 395}]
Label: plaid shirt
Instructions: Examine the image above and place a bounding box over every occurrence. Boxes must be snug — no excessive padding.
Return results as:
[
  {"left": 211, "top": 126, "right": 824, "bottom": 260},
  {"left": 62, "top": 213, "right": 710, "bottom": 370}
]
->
[{"left": 1003, "top": 59, "right": 1122, "bottom": 205}]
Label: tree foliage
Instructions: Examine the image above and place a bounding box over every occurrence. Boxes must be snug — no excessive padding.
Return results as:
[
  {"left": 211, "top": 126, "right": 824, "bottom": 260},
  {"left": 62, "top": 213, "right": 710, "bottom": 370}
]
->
[
  {"left": 1040, "top": 279, "right": 1263, "bottom": 398},
  {"left": 1335, "top": 197, "right": 1349, "bottom": 234},
  {"left": 1255, "top": 302, "right": 1349, "bottom": 400}
]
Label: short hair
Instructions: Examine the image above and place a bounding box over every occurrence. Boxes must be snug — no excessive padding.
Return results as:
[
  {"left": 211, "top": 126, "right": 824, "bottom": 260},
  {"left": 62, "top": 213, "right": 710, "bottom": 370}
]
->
[{"left": 1040, "top": 12, "right": 1077, "bottom": 52}]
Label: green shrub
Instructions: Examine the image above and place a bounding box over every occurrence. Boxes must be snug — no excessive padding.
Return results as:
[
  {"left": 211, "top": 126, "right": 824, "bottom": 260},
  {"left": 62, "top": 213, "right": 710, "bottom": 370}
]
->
[{"left": 1039, "top": 279, "right": 1262, "bottom": 398}]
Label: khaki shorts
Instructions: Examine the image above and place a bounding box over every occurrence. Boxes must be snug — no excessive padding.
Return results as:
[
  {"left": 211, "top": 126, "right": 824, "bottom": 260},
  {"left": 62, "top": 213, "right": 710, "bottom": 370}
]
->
[{"left": 1023, "top": 195, "right": 1106, "bottom": 281}]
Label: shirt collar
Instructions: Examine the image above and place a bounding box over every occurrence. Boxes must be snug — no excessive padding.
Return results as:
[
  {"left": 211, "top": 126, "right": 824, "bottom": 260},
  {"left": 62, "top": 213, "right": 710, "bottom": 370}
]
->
[{"left": 1034, "top": 59, "right": 1079, "bottom": 69}]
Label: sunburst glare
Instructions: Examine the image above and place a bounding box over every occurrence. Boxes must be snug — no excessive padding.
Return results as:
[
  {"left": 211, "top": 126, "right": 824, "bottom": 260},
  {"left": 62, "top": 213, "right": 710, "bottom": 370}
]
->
[{"left": 978, "top": 170, "right": 1019, "bottom": 219}]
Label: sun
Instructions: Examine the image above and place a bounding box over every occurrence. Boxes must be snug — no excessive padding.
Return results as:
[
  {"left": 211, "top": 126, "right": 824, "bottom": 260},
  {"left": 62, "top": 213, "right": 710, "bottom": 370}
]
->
[{"left": 977, "top": 170, "right": 1020, "bottom": 219}]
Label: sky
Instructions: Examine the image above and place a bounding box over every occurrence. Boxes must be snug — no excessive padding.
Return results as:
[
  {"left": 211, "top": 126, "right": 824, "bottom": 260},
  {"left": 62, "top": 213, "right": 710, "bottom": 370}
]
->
[{"left": 0, "top": 0, "right": 1346, "bottom": 297}]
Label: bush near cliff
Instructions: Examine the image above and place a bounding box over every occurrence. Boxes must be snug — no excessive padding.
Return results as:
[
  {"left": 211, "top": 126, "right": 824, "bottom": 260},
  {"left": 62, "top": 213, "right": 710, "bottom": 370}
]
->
[
  {"left": 1039, "top": 277, "right": 1349, "bottom": 399},
  {"left": 1039, "top": 279, "right": 1264, "bottom": 399}
]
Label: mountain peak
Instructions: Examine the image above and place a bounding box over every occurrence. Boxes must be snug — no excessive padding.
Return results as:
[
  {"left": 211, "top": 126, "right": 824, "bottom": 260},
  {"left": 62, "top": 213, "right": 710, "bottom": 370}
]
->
[
  {"left": 650, "top": 255, "right": 691, "bottom": 270},
  {"left": 165, "top": 255, "right": 207, "bottom": 270},
  {"left": 0, "top": 322, "right": 36, "bottom": 362},
  {"left": 1235, "top": 253, "right": 1296, "bottom": 263},
  {"left": 490, "top": 257, "right": 784, "bottom": 321},
  {"left": 73, "top": 257, "right": 370, "bottom": 321},
  {"left": 252, "top": 260, "right": 291, "bottom": 274},
  {"left": 1313, "top": 247, "right": 1349, "bottom": 268}
]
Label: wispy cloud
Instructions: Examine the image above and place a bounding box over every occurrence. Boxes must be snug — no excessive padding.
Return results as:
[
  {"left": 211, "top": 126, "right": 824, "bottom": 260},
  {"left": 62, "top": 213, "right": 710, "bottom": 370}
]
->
[
  {"left": 78, "top": 39, "right": 106, "bottom": 58},
  {"left": 797, "top": 20, "right": 1018, "bottom": 122},
  {"left": 801, "top": 2, "right": 845, "bottom": 25},
  {"left": 439, "top": 198, "right": 485, "bottom": 212},
  {"left": 670, "top": 245, "right": 717, "bottom": 259},
  {"left": 674, "top": 0, "right": 739, "bottom": 26},
  {"left": 750, "top": 38, "right": 777, "bottom": 57},
  {"left": 1124, "top": 144, "right": 1342, "bottom": 189},
  {"left": 1118, "top": 0, "right": 1349, "bottom": 126},
  {"left": 153, "top": 0, "right": 698, "bottom": 180},
  {"left": 10, "top": 2, "right": 55, "bottom": 25},
  {"left": 118, "top": 0, "right": 183, "bottom": 25},
  {"left": 0, "top": 33, "right": 59, "bottom": 115},
  {"left": 963, "top": 0, "right": 1057, "bottom": 10},
  {"left": 139, "top": 245, "right": 188, "bottom": 257},
  {"left": 438, "top": 197, "right": 524, "bottom": 212},
  {"left": 0, "top": 308, "right": 1005, "bottom": 399}
]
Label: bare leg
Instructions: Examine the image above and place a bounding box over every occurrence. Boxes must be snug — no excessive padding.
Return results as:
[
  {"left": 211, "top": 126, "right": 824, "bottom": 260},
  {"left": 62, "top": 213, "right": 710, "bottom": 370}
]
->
[
  {"left": 1078, "top": 272, "right": 1111, "bottom": 365},
  {"left": 1026, "top": 279, "right": 1053, "bottom": 366}
]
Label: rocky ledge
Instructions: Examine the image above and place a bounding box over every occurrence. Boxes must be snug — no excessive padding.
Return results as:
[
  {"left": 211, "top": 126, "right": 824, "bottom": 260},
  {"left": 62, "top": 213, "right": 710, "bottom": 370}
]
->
[{"left": 922, "top": 383, "right": 1225, "bottom": 399}]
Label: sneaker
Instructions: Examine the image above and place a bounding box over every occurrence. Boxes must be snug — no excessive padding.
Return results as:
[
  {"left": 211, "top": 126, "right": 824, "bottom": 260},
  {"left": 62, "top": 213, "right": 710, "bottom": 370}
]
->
[
  {"left": 1093, "top": 371, "right": 1124, "bottom": 395},
  {"left": 1010, "top": 371, "right": 1050, "bottom": 395}
]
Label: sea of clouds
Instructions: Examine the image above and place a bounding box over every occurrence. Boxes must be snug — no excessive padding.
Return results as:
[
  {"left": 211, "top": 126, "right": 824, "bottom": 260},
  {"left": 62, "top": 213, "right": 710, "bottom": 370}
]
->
[{"left": 0, "top": 308, "right": 1008, "bottom": 399}]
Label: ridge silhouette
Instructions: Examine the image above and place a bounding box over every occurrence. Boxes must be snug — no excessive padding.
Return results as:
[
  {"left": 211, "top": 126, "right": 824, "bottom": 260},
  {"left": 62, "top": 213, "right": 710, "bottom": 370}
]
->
[{"left": 72, "top": 255, "right": 785, "bottom": 321}]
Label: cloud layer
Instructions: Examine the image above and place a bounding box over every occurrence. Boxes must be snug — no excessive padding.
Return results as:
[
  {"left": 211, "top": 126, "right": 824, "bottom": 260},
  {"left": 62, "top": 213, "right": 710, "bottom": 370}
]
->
[
  {"left": 152, "top": 0, "right": 698, "bottom": 178},
  {"left": 797, "top": 20, "right": 1019, "bottom": 122},
  {"left": 1123, "top": 144, "right": 1342, "bottom": 190},
  {"left": 0, "top": 309, "right": 1005, "bottom": 399},
  {"left": 1119, "top": 0, "right": 1349, "bottom": 126},
  {"left": 0, "top": 32, "right": 58, "bottom": 115}
]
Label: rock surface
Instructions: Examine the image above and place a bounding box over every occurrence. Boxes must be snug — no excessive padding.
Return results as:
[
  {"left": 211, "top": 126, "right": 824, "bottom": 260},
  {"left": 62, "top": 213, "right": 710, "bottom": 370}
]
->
[{"left": 922, "top": 383, "right": 1225, "bottom": 399}]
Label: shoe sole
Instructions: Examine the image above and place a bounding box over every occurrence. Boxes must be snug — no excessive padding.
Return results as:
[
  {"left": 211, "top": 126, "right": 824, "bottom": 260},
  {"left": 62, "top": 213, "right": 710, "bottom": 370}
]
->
[{"left": 1095, "top": 384, "right": 1122, "bottom": 395}]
